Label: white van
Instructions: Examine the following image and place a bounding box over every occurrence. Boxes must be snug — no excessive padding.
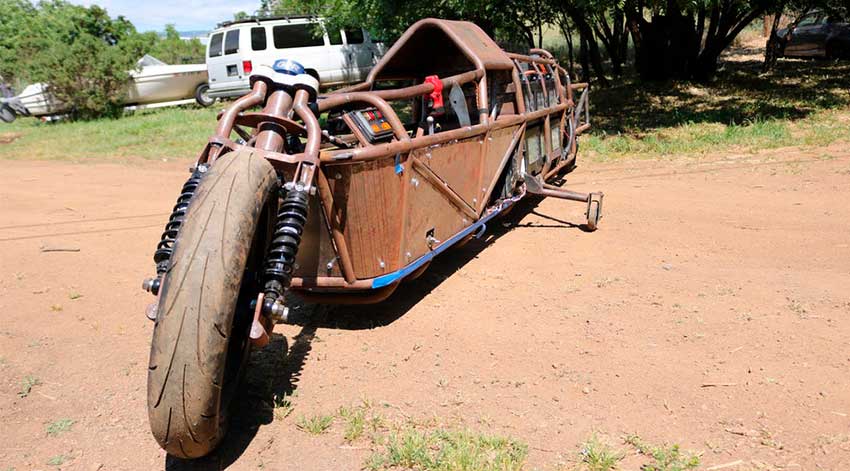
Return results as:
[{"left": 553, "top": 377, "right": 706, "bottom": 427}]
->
[{"left": 205, "top": 16, "right": 382, "bottom": 98}]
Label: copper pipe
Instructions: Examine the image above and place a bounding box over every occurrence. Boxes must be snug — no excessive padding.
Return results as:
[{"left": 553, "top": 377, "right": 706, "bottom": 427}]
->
[
  {"left": 289, "top": 276, "right": 371, "bottom": 289},
  {"left": 318, "top": 70, "right": 481, "bottom": 111},
  {"left": 292, "top": 284, "right": 397, "bottom": 304},
  {"left": 321, "top": 114, "right": 527, "bottom": 164},
  {"left": 208, "top": 81, "right": 267, "bottom": 162},
  {"left": 315, "top": 170, "right": 357, "bottom": 284},
  {"left": 254, "top": 89, "right": 293, "bottom": 152},
  {"left": 292, "top": 89, "right": 321, "bottom": 163}
]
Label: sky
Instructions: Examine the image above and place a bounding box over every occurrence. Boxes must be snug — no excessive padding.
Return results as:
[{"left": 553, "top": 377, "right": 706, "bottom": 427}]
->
[{"left": 68, "top": 0, "right": 259, "bottom": 32}]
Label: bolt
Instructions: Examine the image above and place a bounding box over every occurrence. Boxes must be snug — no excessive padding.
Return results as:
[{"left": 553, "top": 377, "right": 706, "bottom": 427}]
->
[
  {"left": 411, "top": 177, "right": 419, "bottom": 187},
  {"left": 379, "top": 260, "right": 386, "bottom": 269}
]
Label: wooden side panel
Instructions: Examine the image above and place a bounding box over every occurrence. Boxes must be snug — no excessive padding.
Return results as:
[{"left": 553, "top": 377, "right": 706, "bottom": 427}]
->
[
  {"left": 293, "top": 194, "right": 341, "bottom": 279},
  {"left": 480, "top": 125, "right": 519, "bottom": 201},
  {"left": 401, "top": 165, "right": 468, "bottom": 264},
  {"left": 325, "top": 158, "right": 403, "bottom": 279},
  {"left": 421, "top": 137, "right": 484, "bottom": 207}
]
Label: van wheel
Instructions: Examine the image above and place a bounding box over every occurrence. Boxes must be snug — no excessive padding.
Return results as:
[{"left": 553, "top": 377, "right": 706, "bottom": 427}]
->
[{"left": 195, "top": 84, "right": 216, "bottom": 107}]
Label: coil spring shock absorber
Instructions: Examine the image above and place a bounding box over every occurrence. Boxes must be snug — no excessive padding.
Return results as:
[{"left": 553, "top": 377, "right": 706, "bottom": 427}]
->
[
  {"left": 142, "top": 164, "right": 207, "bottom": 296},
  {"left": 261, "top": 186, "right": 309, "bottom": 320}
]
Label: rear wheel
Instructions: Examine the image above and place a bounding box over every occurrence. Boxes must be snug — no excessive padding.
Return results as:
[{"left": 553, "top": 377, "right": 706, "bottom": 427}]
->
[{"left": 147, "top": 150, "right": 278, "bottom": 458}]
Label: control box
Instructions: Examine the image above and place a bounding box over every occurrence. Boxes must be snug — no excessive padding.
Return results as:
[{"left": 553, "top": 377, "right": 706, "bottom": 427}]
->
[{"left": 348, "top": 108, "right": 394, "bottom": 143}]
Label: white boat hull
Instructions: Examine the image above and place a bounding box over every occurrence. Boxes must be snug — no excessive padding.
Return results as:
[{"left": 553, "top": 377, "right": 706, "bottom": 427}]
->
[{"left": 10, "top": 63, "right": 209, "bottom": 117}]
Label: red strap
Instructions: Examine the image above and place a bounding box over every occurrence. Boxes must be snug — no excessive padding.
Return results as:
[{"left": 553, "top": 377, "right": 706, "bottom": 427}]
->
[{"left": 424, "top": 75, "right": 444, "bottom": 112}]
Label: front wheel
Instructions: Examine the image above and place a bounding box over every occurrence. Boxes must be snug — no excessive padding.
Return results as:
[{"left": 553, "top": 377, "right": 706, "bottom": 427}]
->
[{"left": 147, "top": 150, "right": 277, "bottom": 458}]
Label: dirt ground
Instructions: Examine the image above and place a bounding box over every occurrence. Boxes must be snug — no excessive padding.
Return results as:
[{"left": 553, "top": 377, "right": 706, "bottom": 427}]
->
[{"left": 1, "top": 143, "right": 850, "bottom": 471}]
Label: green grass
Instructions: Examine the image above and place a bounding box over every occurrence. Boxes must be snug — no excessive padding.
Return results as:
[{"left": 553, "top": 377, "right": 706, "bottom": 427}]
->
[
  {"left": 17, "top": 375, "right": 41, "bottom": 398},
  {"left": 45, "top": 418, "right": 75, "bottom": 437},
  {"left": 338, "top": 403, "right": 386, "bottom": 442},
  {"left": 624, "top": 434, "right": 700, "bottom": 471},
  {"left": 366, "top": 427, "right": 527, "bottom": 471},
  {"left": 0, "top": 105, "right": 218, "bottom": 161},
  {"left": 296, "top": 413, "right": 334, "bottom": 435},
  {"left": 579, "top": 435, "right": 625, "bottom": 471},
  {"left": 46, "top": 455, "right": 67, "bottom": 466}
]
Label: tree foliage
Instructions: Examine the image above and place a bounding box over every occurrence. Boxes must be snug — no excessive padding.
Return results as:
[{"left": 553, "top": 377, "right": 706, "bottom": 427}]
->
[
  {"left": 265, "top": 0, "right": 846, "bottom": 83},
  {"left": 0, "top": 1, "right": 204, "bottom": 119}
]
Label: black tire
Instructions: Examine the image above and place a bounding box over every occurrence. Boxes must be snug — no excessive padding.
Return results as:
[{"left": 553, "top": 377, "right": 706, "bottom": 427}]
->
[
  {"left": 147, "top": 150, "right": 277, "bottom": 459},
  {"left": 0, "top": 103, "right": 16, "bottom": 123},
  {"left": 194, "top": 83, "right": 216, "bottom": 107}
]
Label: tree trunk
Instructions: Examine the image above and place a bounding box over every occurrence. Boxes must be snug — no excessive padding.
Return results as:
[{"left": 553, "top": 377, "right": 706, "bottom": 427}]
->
[
  {"left": 762, "top": 7, "right": 785, "bottom": 72},
  {"left": 565, "top": 5, "right": 609, "bottom": 86}
]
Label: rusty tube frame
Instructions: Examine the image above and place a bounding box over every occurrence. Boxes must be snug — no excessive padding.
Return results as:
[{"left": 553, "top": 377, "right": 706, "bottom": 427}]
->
[{"left": 195, "top": 32, "right": 589, "bottom": 293}]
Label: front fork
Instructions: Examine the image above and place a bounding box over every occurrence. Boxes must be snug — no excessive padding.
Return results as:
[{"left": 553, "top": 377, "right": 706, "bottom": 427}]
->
[{"left": 144, "top": 85, "right": 321, "bottom": 340}]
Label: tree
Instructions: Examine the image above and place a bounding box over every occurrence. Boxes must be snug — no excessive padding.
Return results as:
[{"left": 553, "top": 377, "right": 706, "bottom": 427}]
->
[
  {"left": 148, "top": 24, "right": 205, "bottom": 64},
  {"left": 2, "top": 0, "right": 146, "bottom": 119}
]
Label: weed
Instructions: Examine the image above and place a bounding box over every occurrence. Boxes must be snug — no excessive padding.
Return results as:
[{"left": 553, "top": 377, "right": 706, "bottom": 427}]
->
[
  {"left": 68, "top": 292, "right": 82, "bottom": 300},
  {"left": 18, "top": 375, "right": 41, "bottom": 398},
  {"left": 339, "top": 405, "right": 366, "bottom": 442},
  {"left": 367, "top": 427, "right": 527, "bottom": 471},
  {"left": 625, "top": 434, "right": 700, "bottom": 471},
  {"left": 273, "top": 393, "right": 294, "bottom": 421},
  {"left": 46, "top": 418, "right": 75, "bottom": 436},
  {"left": 580, "top": 435, "right": 625, "bottom": 471},
  {"left": 50, "top": 304, "right": 63, "bottom": 312},
  {"left": 47, "top": 455, "right": 67, "bottom": 466},
  {"left": 296, "top": 413, "right": 333, "bottom": 435}
]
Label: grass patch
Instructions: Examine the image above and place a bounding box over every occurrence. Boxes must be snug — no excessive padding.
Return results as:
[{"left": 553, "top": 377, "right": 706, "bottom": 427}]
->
[
  {"left": 366, "top": 427, "right": 527, "bottom": 471},
  {"left": 625, "top": 434, "right": 700, "bottom": 471},
  {"left": 46, "top": 455, "right": 67, "bottom": 466},
  {"left": 296, "top": 413, "right": 334, "bottom": 435},
  {"left": 338, "top": 403, "right": 386, "bottom": 442},
  {"left": 46, "top": 418, "right": 75, "bottom": 437},
  {"left": 0, "top": 106, "right": 218, "bottom": 161},
  {"left": 579, "top": 434, "right": 625, "bottom": 471},
  {"left": 18, "top": 375, "right": 41, "bottom": 398}
]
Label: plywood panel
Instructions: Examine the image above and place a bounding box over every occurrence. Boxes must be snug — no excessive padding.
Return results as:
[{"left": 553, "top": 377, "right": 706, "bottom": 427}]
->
[
  {"left": 401, "top": 166, "right": 468, "bottom": 264},
  {"left": 325, "top": 158, "right": 403, "bottom": 279},
  {"left": 479, "top": 125, "right": 520, "bottom": 209},
  {"left": 420, "top": 137, "right": 483, "bottom": 207}
]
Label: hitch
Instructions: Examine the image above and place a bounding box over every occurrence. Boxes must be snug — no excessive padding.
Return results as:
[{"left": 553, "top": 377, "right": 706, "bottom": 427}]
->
[{"left": 524, "top": 173, "right": 603, "bottom": 230}]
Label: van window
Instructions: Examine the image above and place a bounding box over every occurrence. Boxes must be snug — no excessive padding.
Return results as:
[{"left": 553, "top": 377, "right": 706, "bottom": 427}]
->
[
  {"left": 273, "top": 24, "right": 324, "bottom": 48},
  {"left": 209, "top": 32, "right": 223, "bottom": 57},
  {"left": 251, "top": 27, "right": 267, "bottom": 51},
  {"left": 345, "top": 28, "right": 364, "bottom": 44},
  {"left": 224, "top": 29, "right": 240, "bottom": 55},
  {"left": 327, "top": 28, "right": 342, "bottom": 45}
]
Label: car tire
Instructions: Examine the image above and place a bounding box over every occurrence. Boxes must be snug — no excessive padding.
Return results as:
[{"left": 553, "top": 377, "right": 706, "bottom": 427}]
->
[
  {"left": 0, "top": 103, "right": 16, "bottom": 123},
  {"left": 194, "top": 83, "right": 216, "bottom": 107}
]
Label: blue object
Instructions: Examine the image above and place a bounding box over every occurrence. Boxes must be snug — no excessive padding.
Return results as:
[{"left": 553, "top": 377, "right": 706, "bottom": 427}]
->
[
  {"left": 272, "top": 59, "right": 306, "bottom": 76},
  {"left": 394, "top": 153, "right": 403, "bottom": 175}
]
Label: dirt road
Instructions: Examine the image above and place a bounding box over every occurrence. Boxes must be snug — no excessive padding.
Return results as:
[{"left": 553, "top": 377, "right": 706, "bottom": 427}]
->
[{"left": 1, "top": 145, "right": 849, "bottom": 470}]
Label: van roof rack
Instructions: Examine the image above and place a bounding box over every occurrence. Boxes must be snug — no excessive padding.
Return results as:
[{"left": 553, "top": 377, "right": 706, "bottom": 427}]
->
[{"left": 217, "top": 14, "right": 320, "bottom": 29}]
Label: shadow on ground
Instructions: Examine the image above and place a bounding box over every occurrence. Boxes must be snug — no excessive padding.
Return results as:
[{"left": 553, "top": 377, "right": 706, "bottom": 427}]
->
[
  {"left": 591, "top": 57, "right": 850, "bottom": 135},
  {"left": 162, "top": 191, "right": 586, "bottom": 469}
]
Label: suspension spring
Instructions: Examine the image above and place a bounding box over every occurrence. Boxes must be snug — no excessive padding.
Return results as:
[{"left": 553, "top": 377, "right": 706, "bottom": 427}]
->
[
  {"left": 153, "top": 165, "right": 207, "bottom": 276},
  {"left": 262, "top": 187, "right": 309, "bottom": 313}
]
